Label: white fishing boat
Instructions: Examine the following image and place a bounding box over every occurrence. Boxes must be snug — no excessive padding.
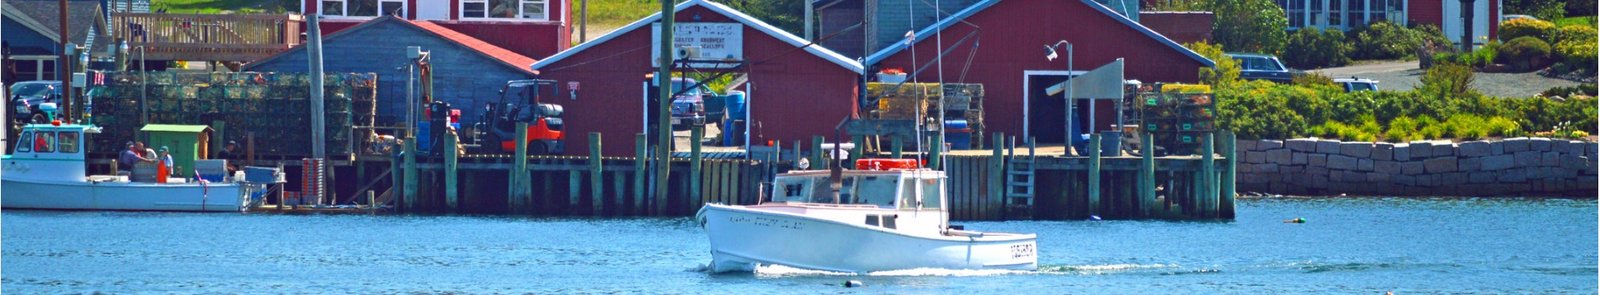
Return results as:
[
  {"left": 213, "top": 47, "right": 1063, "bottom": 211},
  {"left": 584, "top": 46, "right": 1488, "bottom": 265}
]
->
[
  {"left": 697, "top": 159, "right": 1037, "bottom": 273},
  {"left": 2, "top": 123, "right": 257, "bottom": 212}
]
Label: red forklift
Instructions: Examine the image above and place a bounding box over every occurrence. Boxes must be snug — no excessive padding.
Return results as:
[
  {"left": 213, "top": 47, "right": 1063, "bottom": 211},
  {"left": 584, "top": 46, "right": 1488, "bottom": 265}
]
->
[{"left": 469, "top": 79, "right": 565, "bottom": 155}]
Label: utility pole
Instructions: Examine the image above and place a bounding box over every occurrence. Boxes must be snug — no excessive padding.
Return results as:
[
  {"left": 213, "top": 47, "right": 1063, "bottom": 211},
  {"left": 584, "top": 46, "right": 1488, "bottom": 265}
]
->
[
  {"left": 58, "top": 0, "right": 72, "bottom": 122},
  {"left": 654, "top": 0, "right": 675, "bottom": 210},
  {"left": 579, "top": 0, "right": 589, "bottom": 43}
]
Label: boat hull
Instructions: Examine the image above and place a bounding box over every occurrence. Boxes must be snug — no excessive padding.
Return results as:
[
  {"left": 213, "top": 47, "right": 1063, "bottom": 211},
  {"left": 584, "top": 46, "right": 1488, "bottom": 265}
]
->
[
  {"left": 2, "top": 178, "right": 247, "bottom": 212},
  {"left": 700, "top": 204, "right": 1037, "bottom": 273}
]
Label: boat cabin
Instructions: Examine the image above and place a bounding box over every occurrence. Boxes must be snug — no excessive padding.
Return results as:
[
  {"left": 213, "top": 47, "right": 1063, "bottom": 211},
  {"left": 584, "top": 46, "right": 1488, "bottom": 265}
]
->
[
  {"left": 4, "top": 124, "right": 97, "bottom": 182},
  {"left": 769, "top": 169, "right": 946, "bottom": 212}
]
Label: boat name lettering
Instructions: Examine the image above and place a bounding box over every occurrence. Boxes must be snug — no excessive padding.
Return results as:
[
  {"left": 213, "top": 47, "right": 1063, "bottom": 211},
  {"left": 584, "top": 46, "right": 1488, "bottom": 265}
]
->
[
  {"left": 727, "top": 216, "right": 804, "bottom": 230},
  {"left": 1011, "top": 244, "right": 1035, "bottom": 259}
]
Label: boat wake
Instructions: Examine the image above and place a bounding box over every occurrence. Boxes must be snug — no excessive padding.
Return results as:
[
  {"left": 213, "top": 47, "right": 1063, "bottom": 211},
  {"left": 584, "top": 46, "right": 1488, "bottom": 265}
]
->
[{"left": 702, "top": 263, "right": 1185, "bottom": 277}]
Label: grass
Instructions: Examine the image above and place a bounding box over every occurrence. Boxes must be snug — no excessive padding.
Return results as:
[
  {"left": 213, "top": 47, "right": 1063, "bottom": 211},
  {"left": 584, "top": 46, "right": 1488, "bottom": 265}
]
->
[
  {"left": 152, "top": 0, "right": 298, "bottom": 14},
  {"left": 1554, "top": 16, "right": 1597, "bottom": 27}
]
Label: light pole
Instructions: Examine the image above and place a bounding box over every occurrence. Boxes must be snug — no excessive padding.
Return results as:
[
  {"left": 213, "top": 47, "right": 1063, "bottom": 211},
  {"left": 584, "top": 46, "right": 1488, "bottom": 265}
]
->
[{"left": 1044, "top": 40, "right": 1073, "bottom": 154}]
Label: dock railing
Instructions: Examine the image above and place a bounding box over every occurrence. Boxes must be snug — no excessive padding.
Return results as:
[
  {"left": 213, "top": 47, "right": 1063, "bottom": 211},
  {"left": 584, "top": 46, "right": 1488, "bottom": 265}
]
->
[{"left": 113, "top": 13, "right": 304, "bottom": 62}]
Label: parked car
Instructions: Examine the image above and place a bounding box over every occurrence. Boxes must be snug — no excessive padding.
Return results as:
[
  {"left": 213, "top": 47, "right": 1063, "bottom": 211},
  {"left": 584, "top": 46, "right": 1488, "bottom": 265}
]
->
[
  {"left": 667, "top": 78, "right": 710, "bottom": 131},
  {"left": 1226, "top": 53, "right": 1293, "bottom": 83},
  {"left": 1333, "top": 77, "right": 1380, "bottom": 92},
  {"left": 9, "top": 81, "right": 62, "bottom": 125}
]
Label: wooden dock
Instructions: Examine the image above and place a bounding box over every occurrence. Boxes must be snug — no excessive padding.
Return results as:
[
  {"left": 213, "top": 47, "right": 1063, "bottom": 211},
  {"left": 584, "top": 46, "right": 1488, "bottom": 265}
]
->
[{"left": 366, "top": 125, "right": 1237, "bottom": 220}]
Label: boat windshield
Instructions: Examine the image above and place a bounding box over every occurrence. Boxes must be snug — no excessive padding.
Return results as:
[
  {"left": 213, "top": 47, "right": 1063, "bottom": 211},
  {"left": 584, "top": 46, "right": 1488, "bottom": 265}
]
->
[{"left": 771, "top": 175, "right": 900, "bottom": 208}]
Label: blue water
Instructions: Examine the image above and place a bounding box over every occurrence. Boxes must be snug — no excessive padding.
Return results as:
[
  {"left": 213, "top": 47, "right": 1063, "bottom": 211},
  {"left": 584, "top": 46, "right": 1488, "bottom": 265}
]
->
[{"left": 4, "top": 197, "right": 1596, "bottom": 293}]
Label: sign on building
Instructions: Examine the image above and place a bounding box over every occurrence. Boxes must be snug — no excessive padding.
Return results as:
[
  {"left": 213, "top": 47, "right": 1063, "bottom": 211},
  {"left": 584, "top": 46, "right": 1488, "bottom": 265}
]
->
[{"left": 652, "top": 22, "right": 743, "bottom": 69}]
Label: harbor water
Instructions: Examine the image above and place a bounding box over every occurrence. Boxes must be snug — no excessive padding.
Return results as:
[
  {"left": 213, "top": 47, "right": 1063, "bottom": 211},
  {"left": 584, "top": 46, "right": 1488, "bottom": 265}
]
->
[{"left": 3, "top": 197, "right": 1595, "bottom": 293}]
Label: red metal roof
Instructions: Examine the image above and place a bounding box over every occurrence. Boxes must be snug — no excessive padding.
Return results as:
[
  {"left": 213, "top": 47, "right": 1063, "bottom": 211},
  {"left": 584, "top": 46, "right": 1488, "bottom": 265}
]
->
[{"left": 411, "top": 20, "right": 538, "bottom": 75}]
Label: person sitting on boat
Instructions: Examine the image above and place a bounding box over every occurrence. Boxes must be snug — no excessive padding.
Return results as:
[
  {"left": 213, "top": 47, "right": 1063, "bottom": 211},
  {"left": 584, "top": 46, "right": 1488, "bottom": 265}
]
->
[
  {"left": 216, "top": 140, "right": 240, "bottom": 173},
  {"left": 118, "top": 141, "right": 154, "bottom": 174}
]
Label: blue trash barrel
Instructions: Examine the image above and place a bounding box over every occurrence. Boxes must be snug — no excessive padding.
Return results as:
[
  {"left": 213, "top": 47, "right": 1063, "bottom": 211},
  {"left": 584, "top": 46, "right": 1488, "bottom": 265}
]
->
[
  {"left": 724, "top": 91, "right": 747, "bottom": 120},
  {"left": 944, "top": 120, "right": 972, "bottom": 150},
  {"left": 1100, "top": 131, "right": 1122, "bottom": 156}
]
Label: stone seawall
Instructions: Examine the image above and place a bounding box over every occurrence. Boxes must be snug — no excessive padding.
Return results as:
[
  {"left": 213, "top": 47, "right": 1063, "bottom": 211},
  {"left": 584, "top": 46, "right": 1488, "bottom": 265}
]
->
[{"left": 1235, "top": 138, "right": 1599, "bottom": 197}]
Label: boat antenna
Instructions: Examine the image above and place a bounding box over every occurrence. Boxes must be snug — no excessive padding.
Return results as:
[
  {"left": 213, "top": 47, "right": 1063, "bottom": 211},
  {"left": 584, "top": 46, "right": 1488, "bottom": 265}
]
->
[
  {"left": 906, "top": 0, "right": 923, "bottom": 166},
  {"left": 934, "top": 0, "right": 947, "bottom": 172}
]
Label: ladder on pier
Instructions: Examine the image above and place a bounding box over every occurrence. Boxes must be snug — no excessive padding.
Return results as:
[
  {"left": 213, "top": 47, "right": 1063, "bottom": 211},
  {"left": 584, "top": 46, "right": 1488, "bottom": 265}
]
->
[{"left": 1004, "top": 138, "right": 1037, "bottom": 217}]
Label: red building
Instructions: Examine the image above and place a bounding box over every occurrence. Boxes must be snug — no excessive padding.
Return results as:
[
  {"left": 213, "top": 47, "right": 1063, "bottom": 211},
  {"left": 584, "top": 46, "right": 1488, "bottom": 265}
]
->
[
  {"left": 864, "top": 0, "right": 1214, "bottom": 143},
  {"left": 301, "top": 0, "right": 570, "bottom": 59},
  {"left": 531, "top": 0, "right": 864, "bottom": 156}
]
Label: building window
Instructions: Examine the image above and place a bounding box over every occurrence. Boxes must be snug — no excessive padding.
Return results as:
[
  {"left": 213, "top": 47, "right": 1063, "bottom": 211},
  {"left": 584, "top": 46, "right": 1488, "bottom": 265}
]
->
[
  {"left": 461, "top": 0, "right": 547, "bottom": 20},
  {"left": 1369, "top": 0, "right": 1387, "bottom": 22},
  {"left": 1288, "top": 0, "right": 1305, "bottom": 28},
  {"left": 1309, "top": 0, "right": 1323, "bottom": 27},
  {"left": 11, "top": 59, "right": 57, "bottom": 81},
  {"left": 321, "top": 0, "right": 405, "bottom": 17},
  {"left": 1329, "top": 0, "right": 1343, "bottom": 27},
  {"left": 1348, "top": 0, "right": 1364, "bottom": 26}
]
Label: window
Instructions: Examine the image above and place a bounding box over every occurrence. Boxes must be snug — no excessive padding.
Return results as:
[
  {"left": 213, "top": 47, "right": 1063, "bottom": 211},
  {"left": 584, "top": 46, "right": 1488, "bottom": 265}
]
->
[
  {"left": 1369, "top": 0, "right": 1387, "bottom": 22},
  {"left": 1347, "top": 0, "right": 1364, "bottom": 25},
  {"left": 15, "top": 131, "right": 32, "bottom": 152},
  {"left": 899, "top": 180, "right": 917, "bottom": 211},
  {"left": 1287, "top": 0, "right": 1305, "bottom": 28},
  {"left": 1329, "top": 0, "right": 1342, "bottom": 27},
  {"left": 321, "top": 0, "right": 404, "bottom": 17},
  {"left": 33, "top": 131, "right": 54, "bottom": 153},
  {"left": 1309, "top": 0, "right": 1323, "bottom": 27},
  {"left": 854, "top": 176, "right": 899, "bottom": 208},
  {"left": 461, "top": 0, "right": 548, "bottom": 20},
  {"left": 919, "top": 178, "right": 942, "bottom": 210},
  {"left": 58, "top": 132, "right": 79, "bottom": 153}
]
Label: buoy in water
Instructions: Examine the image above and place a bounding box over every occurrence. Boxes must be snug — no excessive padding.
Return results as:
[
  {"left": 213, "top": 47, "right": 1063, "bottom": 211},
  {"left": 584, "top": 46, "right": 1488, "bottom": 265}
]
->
[
  {"left": 1089, "top": 215, "right": 1102, "bottom": 221},
  {"left": 1283, "top": 217, "right": 1307, "bottom": 223},
  {"left": 844, "top": 280, "right": 865, "bottom": 288}
]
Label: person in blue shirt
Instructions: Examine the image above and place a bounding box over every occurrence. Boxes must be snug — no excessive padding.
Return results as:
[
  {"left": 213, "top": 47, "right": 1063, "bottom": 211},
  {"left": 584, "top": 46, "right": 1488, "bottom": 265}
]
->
[{"left": 119, "top": 141, "right": 154, "bottom": 173}]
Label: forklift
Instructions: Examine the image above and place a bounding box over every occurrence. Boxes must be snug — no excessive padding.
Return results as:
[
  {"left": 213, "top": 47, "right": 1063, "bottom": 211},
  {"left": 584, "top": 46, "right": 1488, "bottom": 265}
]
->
[{"left": 469, "top": 79, "right": 565, "bottom": 155}]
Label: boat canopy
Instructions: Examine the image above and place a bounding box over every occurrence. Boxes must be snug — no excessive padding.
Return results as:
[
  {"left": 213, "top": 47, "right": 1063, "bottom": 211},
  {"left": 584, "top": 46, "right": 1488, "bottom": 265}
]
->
[{"left": 9, "top": 124, "right": 100, "bottom": 160}]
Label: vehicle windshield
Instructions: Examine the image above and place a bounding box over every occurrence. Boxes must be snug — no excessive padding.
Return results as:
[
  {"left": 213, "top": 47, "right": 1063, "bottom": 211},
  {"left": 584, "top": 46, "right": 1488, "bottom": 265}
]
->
[
  {"left": 10, "top": 83, "right": 56, "bottom": 98},
  {"left": 1347, "top": 82, "right": 1377, "bottom": 92},
  {"left": 670, "top": 80, "right": 702, "bottom": 97},
  {"left": 1236, "top": 57, "right": 1284, "bottom": 71}
]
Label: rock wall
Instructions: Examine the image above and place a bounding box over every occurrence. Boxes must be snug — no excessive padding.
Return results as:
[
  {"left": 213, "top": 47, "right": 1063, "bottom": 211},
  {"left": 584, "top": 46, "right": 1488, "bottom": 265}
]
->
[{"left": 1235, "top": 138, "right": 1599, "bottom": 197}]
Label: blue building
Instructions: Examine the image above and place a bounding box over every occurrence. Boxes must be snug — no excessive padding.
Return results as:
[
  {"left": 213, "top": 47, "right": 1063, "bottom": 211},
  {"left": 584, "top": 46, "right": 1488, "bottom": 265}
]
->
[
  {"left": 2, "top": 0, "right": 111, "bottom": 83},
  {"left": 244, "top": 16, "right": 538, "bottom": 126}
]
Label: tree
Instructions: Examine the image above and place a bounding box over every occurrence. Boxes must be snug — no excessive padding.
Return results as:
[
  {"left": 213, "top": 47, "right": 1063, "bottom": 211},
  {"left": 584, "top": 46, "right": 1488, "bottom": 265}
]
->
[
  {"left": 719, "top": 0, "right": 806, "bottom": 37},
  {"left": 1207, "top": 0, "right": 1289, "bottom": 55},
  {"left": 1184, "top": 42, "right": 1240, "bottom": 89}
]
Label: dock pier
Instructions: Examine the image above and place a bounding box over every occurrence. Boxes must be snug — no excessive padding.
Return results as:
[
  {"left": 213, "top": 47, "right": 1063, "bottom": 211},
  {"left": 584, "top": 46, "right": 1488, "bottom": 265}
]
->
[{"left": 367, "top": 130, "right": 1235, "bottom": 220}]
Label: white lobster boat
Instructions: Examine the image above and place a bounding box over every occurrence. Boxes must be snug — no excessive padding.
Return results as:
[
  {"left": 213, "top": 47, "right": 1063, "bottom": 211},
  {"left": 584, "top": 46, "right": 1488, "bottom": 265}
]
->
[
  {"left": 697, "top": 159, "right": 1037, "bottom": 273},
  {"left": 2, "top": 124, "right": 252, "bottom": 212}
]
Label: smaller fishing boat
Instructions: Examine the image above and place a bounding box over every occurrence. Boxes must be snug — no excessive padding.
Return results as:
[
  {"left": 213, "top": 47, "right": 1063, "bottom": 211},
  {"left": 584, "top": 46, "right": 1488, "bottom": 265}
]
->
[
  {"left": 697, "top": 159, "right": 1037, "bottom": 273},
  {"left": 2, "top": 123, "right": 260, "bottom": 212}
]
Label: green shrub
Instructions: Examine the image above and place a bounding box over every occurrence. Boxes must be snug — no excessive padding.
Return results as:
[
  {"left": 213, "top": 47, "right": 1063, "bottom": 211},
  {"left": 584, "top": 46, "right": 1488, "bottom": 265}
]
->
[
  {"left": 1185, "top": 42, "right": 1241, "bottom": 88},
  {"left": 1446, "top": 114, "right": 1489, "bottom": 140},
  {"left": 1210, "top": 0, "right": 1290, "bottom": 55},
  {"left": 1310, "top": 121, "right": 1377, "bottom": 141},
  {"left": 1550, "top": 25, "right": 1598, "bottom": 45},
  {"left": 1497, "top": 36, "right": 1552, "bottom": 71},
  {"left": 1416, "top": 116, "right": 1445, "bottom": 139},
  {"left": 1486, "top": 116, "right": 1524, "bottom": 137},
  {"left": 1347, "top": 21, "right": 1422, "bottom": 60},
  {"left": 1499, "top": 18, "right": 1557, "bottom": 41},
  {"left": 1283, "top": 28, "right": 1352, "bottom": 69},
  {"left": 1214, "top": 80, "right": 1308, "bottom": 139},
  {"left": 1291, "top": 72, "right": 1335, "bottom": 87},
  {"left": 1385, "top": 116, "right": 1421, "bottom": 142},
  {"left": 1541, "top": 84, "right": 1598, "bottom": 98},
  {"left": 1417, "top": 63, "right": 1476, "bottom": 99},
  {"left": 1554, "top": 40, "right": 1598, "bottom": 72}
]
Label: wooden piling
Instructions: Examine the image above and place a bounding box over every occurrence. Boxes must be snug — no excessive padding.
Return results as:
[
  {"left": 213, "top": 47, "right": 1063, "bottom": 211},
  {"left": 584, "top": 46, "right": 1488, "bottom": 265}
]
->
[
  {"left": 988, "top": 133, "right": 1004, "bottom": 221},
  {"left": 635, "top": 133, "right": 649, "bottom": 214},
  {"left": 402, "top": 139, "right": 417, "bottom": 212},
  {"left": 1088, "top": 133, "right": 1101, "bottom": 217},
  {"left": 568, "top": 169, "right": 581, "bottom": 214},
  {"left": 1201, "top": 132, "right": 1216, "bottom": 218},
  {"left": 811, "top": 135, "right": 824, "bottom": 169},
  {"left": 444, "top": 130, "right": 459, "bottom": 211},
  {"left": 891, "top": 136, "right": 903, "bottom": 158},
  {"left": 510, "top": 122, "right": 530, "bottom": 214},
  {"left": 930, "top": 132, "right": 943, "bottom": 170},
  {"left": 850, "top": 135, "right": 864, "bottom": 168},
  {"left": 690, "top": 126, "right": 704, "bottom": 209},
  {"left": 589, "top": 132, "right": 604, "bottom": 215},
  {"left": 1140, "top": 133, "right": 1156, "bottom": 217},
  {"left": 1220, "top": 131, "right": 1237, "bottom": 219}
]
